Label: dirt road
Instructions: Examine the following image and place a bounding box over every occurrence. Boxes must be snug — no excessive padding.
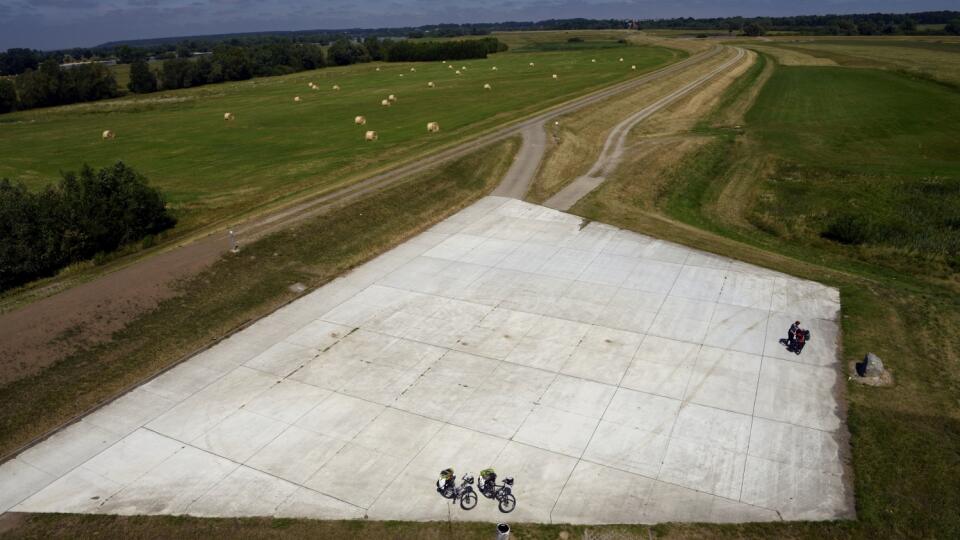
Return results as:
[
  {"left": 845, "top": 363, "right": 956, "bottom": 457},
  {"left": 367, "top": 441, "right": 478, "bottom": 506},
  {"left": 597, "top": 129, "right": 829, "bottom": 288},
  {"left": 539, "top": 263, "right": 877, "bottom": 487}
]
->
[
  {"left": 544, "top": 47, "right": 747, "bottom": 210},
  {"left": 0, "top": 45, "right": 726, "bottom": 385}
]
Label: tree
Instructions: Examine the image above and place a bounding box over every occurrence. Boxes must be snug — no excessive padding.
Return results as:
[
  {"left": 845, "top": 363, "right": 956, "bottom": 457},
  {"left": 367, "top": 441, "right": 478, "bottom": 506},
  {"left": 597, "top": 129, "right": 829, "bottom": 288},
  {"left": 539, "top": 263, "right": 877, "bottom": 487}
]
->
[
  {"left": 0, "top": 48, "right": 40, "bottom": 76},
  {"left": 725, "top": 20, "right": 742, "bottom": 35},
  {"left": 0, "top": 79, "right": 17, "bottom": 113},
  {"left": 900, "top": 17, "right": 917, "bottom": 33},
  {"left": 327, "top": 38, "right": 370, "bottom": 66},
  {"left": 742, "top": 22, "right": 766, "bottom": 37},
  {"left": 857, "top": 21, "right": 879, "bottom": 36},
  {"left": 946, "top": 19, "right": 960, "bottom": 36},
  {"left": 114, "top": 45, "right": 144, "bottom": 64},
  {"left": 127, "top": 59, "right": 157, "bottom": 93}
]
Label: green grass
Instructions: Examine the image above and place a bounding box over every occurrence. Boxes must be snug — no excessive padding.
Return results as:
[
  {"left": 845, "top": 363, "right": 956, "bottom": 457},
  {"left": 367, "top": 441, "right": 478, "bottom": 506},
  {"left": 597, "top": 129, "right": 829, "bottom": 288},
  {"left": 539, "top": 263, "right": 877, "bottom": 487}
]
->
[
  {"left": 0, "top": 137, "right": 519, "bottom": 461},
  {"left": 569, "top": 53, "right": 960, "bottom": 537},
  {"left": 742, "top": 66, "right": 960, "bottom": 268},
  {"left": 0, "top": 45, "right": 678, "bottom": 236}
]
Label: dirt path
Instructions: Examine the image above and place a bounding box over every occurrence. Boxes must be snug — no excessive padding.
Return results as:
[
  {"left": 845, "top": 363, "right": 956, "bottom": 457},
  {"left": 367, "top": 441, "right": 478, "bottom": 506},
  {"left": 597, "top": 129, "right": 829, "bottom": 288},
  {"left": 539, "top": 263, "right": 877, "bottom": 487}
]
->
[
  {"left": 545, "top": 47, "right": 747, "bottom": 211},
  {"left": 0, "top": 46, "right": 724, "bottom": 385}
]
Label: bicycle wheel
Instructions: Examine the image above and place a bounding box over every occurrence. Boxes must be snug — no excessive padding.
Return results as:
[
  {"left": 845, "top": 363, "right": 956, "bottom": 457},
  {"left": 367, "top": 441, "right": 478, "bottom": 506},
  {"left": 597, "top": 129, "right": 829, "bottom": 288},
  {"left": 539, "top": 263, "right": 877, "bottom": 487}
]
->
[
  {"left": 498, "top": 493, "right": 516, "bottom": 513},
  {"left": 460, "top": 491, "right": 478, "bottom": 510}
]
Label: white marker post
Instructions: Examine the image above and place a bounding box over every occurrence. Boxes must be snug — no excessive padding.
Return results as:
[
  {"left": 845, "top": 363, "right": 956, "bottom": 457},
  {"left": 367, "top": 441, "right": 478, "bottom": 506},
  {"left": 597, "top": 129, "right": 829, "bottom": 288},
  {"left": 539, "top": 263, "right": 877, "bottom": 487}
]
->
[{"left": 229, "top": 229, "right": 240, "bottom": 253}]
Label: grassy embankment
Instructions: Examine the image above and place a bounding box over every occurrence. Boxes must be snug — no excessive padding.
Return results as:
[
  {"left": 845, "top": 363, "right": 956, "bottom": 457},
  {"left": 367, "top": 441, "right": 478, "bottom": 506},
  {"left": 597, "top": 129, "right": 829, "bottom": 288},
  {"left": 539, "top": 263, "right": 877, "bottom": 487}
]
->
[{"left": 569, "top": 44, "right": 960, "bottom": 537}]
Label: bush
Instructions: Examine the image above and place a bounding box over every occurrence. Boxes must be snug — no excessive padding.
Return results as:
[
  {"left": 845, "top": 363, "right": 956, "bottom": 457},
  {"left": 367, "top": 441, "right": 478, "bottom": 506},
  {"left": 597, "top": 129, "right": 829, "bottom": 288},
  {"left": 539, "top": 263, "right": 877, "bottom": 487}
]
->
[
  {"left": 567, "top": 37, "right": 584, "bottom": 43},
  {"left": 0, "top": 162, "right": 175, "bottom": 291},
  {"left": 821, "top": 213, "right": 870, "bottom": 245},
  {"left": 0, "top": 79, "right": 16, "bottom": 113}
]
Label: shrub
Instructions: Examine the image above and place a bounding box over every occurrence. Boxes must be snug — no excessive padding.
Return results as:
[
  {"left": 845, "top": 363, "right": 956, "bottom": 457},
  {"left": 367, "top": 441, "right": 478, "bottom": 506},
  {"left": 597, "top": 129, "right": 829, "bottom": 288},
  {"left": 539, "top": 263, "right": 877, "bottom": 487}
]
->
[
  {"left": 567, "top": 37, "right": 584, "bottom": 43},
  {"left": 821, "top": 213, "right": 870, "bottom": 245},
  {"left": 0, "top": 162, "right": 175, "bottom": 291}
]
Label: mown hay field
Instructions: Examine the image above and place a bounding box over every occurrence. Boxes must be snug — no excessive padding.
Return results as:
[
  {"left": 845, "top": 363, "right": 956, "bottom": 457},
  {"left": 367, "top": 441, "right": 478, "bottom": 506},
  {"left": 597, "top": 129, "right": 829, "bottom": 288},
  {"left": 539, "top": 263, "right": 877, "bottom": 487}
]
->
[{"left": 0, "top": 37, "right": 679, "bottom": 233}]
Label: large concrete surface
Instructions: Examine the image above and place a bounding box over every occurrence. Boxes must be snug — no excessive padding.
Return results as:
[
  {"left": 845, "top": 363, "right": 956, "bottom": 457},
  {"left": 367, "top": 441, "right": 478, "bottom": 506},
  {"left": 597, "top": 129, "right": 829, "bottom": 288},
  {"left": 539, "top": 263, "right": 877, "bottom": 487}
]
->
[{"left": 0, "top": 197, "right": 850, "bottom": 523}]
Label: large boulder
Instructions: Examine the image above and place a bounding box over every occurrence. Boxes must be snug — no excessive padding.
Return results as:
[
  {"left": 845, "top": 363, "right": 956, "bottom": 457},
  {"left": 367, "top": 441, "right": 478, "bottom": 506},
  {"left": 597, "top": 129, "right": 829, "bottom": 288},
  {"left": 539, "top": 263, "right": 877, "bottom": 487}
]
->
[{"left": 856, "top": 352, "right": 885, "bottom": 378}]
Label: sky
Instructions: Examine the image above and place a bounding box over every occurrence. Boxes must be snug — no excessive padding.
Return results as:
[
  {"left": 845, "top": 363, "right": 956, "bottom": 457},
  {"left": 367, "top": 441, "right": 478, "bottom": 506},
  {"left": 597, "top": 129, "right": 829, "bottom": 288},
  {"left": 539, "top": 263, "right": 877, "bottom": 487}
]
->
[{"left": 1, "top": 0, "right": 957, "bottom": 50}]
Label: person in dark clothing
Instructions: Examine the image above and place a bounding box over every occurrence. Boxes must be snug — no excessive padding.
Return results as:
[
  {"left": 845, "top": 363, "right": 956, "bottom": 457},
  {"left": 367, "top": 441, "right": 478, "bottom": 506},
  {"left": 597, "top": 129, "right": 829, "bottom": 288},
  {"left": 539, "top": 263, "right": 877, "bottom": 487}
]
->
[{"left": 783, "top": 321, "right": 801, "bottom": 351}]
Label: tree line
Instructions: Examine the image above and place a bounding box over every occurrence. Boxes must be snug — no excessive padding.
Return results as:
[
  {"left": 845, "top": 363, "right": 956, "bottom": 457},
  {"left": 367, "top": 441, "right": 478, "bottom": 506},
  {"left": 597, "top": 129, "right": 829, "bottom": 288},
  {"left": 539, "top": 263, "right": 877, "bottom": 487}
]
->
[
  {"left": 635, "top": 11, "right": 960, "bottom": 36},
  {"left": 0, "top": 162, "right": 176, "bottom": 292},
  {"left": 1, "top": 37, "right": 505, "bottom": 111},
  {"left": 0, "top": 59, "right": 118, "bottom": 114}
]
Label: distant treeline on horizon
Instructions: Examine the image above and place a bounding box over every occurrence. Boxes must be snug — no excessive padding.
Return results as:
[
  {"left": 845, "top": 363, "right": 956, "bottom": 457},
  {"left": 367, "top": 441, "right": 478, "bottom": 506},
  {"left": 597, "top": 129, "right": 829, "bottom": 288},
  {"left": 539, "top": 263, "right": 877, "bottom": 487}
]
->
[{"left": 0, "top": 37, "right": 506, "bottom": 115}]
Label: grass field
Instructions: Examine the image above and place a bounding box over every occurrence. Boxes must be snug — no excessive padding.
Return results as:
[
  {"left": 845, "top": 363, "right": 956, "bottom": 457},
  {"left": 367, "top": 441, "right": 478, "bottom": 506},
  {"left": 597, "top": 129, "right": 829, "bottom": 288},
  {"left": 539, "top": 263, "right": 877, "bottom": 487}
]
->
[
  {"left": 0, "top": 38, "right": 678, "bottom": 236},
  {"left": 737, "top": 37, "right": 960, "bottom": 86},
  {"left": 567, "top": 48, "right": 960, "bottom": 537}
]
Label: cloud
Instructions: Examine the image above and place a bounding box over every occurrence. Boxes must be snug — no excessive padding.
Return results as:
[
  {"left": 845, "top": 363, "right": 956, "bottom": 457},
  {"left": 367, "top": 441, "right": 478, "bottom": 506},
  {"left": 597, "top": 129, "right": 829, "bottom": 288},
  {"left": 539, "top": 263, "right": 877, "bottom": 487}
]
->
[{"left": 2, "top": 0, "right": 958, "bottom": 50}]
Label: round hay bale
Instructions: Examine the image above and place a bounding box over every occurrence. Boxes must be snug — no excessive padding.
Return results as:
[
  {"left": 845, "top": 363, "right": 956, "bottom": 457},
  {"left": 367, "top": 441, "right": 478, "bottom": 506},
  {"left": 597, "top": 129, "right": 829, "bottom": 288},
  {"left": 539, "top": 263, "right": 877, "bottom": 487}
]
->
[
  {"left": 591, "top": 59, "right": 596, "bottom": 63},
  {"left": 483, "top": 83, "right": 491, "bottom": 90},
  {"left": 631, "top": 65, "right": 637, "bottom": 70},
  {"left": 427, "top": 81, "right": 435, "bottom": 88},
  {"left": 294, "top": 96, "right": 301, "bottom": 102},
  {"left": 426, "top": 121, "right": 440, "bottom": 133},
  {"left": 354, "top": 115, "right": 366, "bottom": 125},
  {"left": 375, "top": 67, "right": 381, "bottom": 71},
  {"left": 388, "top": 94, "right": 397, "bottom": 102},
  {"left": 365, "top": 130, "right": 378, "bottom": 141},
  {"left": 552, "top": 74, "right": 558, "bottom": 79},
  {"left": 619, "top": 57, "right": 624, "bottom": 62},
  {"left": 455, "top": 70, "right": 461, "bottom": 75},
  {"left": 461, "top": 66, "right": 466, "bottom": 70},
  {"left": 381, "top": 99, "right": 391, "bottom": 107},
  {"left": 448, "top": 64, "right": 453, "bottom": 69},
  {"left": 101, "top": 129, "right": 115, "bottom": 140},
  {"left": 410, "top": 67, "right": 416, "bottom": 72},
  {"left": 491, "top": 66, "right": 497, "bottom": 71},
  {"left": 224, "top": 112, "right": 235, "bottom": 121},
  {"left": 308, "top": 82, "right": 314, "bottom": 88},
  {"left": 529, "top": 62, "right": 535, "bottom": 67},
  {"left": 332, "top": 84, "right": 340, "bottom": 91}
]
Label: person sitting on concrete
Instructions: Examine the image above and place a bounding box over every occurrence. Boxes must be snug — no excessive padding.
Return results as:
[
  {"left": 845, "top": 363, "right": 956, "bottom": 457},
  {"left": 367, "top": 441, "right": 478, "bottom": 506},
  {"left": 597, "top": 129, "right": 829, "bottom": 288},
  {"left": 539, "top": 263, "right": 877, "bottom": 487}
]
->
[{"left": 794, "top": 328, "right": 810, "bottom": 354}]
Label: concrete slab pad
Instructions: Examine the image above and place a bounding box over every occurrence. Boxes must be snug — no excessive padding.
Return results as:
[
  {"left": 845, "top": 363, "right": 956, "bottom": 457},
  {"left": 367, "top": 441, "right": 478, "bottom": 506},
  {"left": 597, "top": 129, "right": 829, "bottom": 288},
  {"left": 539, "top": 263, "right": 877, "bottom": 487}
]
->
[
  {"left": 603, "top": 388, "right": 681, "bottom": 435},
  {"left": 0, "top": 459, "right": 55, "bottom": 512},
  {"left": 83, "top": 387, "right": 176, "bottom": 437},
  {"left": 244, "top": 341, "right": 319, "bottom": 378},
  {"left": 620, "top": 336, "right": 699, "bottom": 399},
  {"left": 740, "top": 455, "right": 847, "bottom": 520},
  {"left": 513, "top": 405, "right": 599, "bottom": 458},
  {"left": 147, "top": 367, "right": 277, "bottom": 443},
  {"left": 754, "top": 358, "right": 841, "bottom": 432},
  {"left": 246, "top": 426, "right": 346, "bottom": 484},
  {"left": 305, "top": 443, "right": 408, "bottom": 508},
  {"left": 276, "top": 486, "right": 365, "bottom": 519},
  {"left": 18, "top": 421, "right": 121, "bottom": 477},
  {"left": 15, "top": 466, "right": 120, "bottom": 514},
  {"left": 582, "top": 420, "right": 670, "bottom": 478},
  {"left": 192, "top": 409, "right": 289, "bottom": 462},
  {"left": 684, "top": 347, "right": 762, "bottom": 415},
  {"left": 2, "top": 197, "right": 847, "bottom": 524},
  {"left": 658, "top": 436, "right": 746, "bottom": 499},
  {"left": 99, "top": 445, "right": 237, "bottom": 515},
  {"left": 552, "top": 460, "right": 654, "bottom": 524},
  {"left": 245, "top": 379, "right": 331, "bottom": 424},
  {"left": 295, "top": 393, "right": 384, "bottom": 440},
  {"left": 83, "top": 429, "right": 183, "bottom": 485},
  {"left": 188, "top": 466, "right": 299, "bottom": 517}
]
